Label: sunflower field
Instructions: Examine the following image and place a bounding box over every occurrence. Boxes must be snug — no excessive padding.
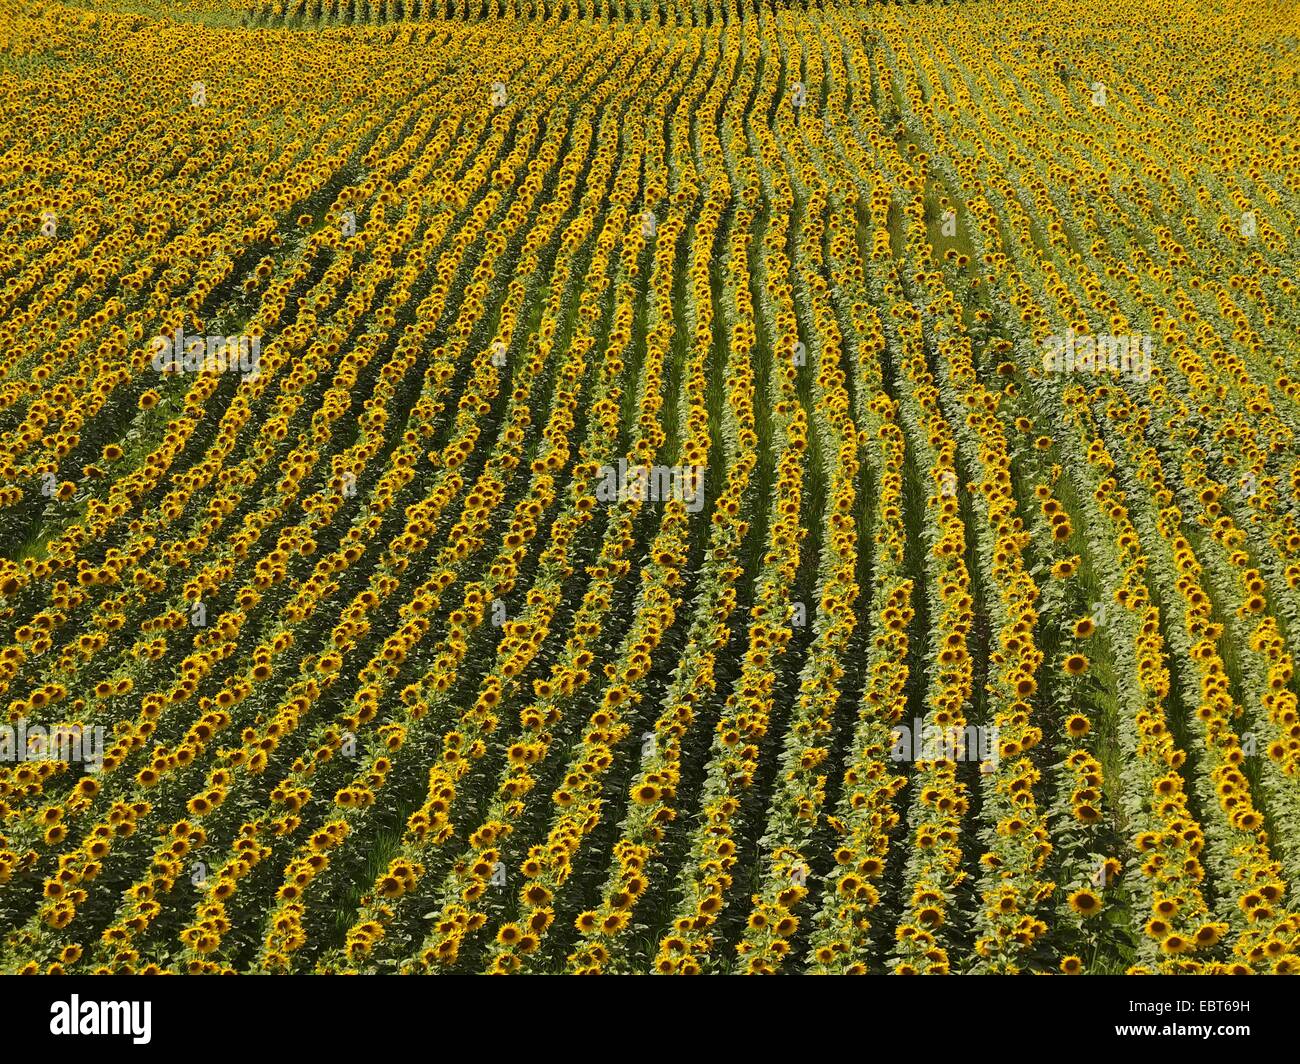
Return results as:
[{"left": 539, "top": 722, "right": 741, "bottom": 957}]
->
[{"left": 0, "top": 0, "right": 1298, "bottom": 978}]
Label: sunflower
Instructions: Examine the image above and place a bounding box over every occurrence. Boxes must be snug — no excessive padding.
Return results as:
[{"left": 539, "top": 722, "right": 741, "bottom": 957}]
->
[
  {"left": 1073, "top": 803, "right": 1101, "bottom": 825},
  {"left": 1194, "top": 923, "right": 1225, "bottom": 947}
]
